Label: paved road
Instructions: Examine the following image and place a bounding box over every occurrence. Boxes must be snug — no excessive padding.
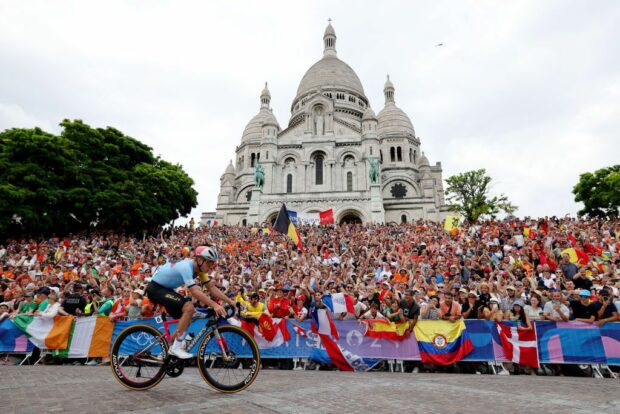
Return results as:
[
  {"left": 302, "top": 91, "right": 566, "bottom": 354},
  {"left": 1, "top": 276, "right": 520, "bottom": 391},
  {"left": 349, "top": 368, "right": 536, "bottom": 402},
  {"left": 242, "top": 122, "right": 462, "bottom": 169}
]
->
[{"left": 2, "top": 366, "right": 618, "bottom": 414}]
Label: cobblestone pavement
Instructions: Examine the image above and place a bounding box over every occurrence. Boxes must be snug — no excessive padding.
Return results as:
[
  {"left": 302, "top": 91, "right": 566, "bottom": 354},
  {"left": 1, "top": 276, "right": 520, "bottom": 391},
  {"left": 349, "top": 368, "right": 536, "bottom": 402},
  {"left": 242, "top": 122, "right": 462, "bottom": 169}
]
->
[{"left": 2, "top": 366, "right": 619, "bottom": 414}]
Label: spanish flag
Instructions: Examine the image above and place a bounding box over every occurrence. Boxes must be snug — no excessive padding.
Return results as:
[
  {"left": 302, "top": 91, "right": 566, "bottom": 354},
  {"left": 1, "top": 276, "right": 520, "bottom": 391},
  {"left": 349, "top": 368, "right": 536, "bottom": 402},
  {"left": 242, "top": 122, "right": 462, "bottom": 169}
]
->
[
  {"left": 273, "top": 204, "right": 304, "bottom": 252},
  {"left": 362, "top": 319, "right": 409, "bottom": 341},
  {"left": 414, "top": 320, "right": 474, "bottom": 365}
]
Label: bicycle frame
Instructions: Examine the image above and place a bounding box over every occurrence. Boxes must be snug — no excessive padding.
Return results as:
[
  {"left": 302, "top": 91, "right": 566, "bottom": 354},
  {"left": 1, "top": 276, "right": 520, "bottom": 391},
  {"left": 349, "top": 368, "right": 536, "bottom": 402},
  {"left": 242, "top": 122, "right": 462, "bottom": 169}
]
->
[{"left": 138, "top": 312, "right": 231, "bottom": 361}]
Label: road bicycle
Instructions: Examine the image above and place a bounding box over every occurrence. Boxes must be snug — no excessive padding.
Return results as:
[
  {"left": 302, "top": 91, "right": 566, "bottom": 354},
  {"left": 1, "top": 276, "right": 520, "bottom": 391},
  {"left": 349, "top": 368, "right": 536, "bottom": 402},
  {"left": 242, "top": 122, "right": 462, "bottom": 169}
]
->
[{"left": 110, "top": 305, "right": 260, "bottom": 392}]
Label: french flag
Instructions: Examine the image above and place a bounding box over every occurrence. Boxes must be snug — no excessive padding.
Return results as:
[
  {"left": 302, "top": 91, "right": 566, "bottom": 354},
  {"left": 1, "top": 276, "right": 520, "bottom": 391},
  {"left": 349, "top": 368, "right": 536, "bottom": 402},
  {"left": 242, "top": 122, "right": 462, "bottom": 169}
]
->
[
  {"left": 311, "top": 307, "right": 339, "bottom": 340},
  {"left": 322, "top": 293, "right": 356, "bottom": 314},
  {"left": 496, "top": 323, "right": 539, "bottom": 368}
]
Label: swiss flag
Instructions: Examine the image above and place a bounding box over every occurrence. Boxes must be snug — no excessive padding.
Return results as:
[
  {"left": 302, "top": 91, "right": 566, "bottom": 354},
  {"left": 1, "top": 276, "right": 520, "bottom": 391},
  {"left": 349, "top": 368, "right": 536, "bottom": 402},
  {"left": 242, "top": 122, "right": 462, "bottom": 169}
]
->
[
  {"left": 496, "top": 323, "right": 539, "bottom": 368},
  {"left": 320, "top": 209, "right": 334, "bottom": 225}
]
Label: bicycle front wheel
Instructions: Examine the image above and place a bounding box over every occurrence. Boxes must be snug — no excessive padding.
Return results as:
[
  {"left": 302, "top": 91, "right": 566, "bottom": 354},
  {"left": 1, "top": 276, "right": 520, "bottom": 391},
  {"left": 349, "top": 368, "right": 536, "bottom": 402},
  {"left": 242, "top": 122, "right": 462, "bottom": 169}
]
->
[
  {"left": 110, "top": 324, "right": 168, "bottom": 391},
  {"left": 197, "top": 325, "right": 260, "bottom": 393}
]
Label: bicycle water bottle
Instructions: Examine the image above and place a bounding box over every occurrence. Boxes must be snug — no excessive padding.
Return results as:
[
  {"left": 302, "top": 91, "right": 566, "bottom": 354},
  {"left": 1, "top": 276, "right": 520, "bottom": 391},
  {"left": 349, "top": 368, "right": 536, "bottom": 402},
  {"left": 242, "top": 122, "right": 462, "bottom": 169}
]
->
[{"left": 184, "top": 333, "right": 194, "bottom": 349}]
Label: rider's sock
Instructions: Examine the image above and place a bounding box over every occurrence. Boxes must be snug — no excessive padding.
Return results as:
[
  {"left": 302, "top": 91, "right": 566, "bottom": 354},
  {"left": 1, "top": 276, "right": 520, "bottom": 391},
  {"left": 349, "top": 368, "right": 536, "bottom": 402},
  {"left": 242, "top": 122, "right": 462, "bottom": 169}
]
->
[{"left": 171, "top": 337, "right": 185, "bottom": 349}]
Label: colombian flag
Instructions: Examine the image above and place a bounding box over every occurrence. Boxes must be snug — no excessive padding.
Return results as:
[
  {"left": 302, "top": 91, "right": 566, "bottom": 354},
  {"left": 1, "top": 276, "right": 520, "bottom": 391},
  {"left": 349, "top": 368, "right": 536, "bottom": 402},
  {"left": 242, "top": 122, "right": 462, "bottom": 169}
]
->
[
  {"left": 414, "top": 320, "right": 474, "bottom": 365},
  {"left": 274, "top": 204, "right": 304, "bottom": 252},
  {"left": 362, "top": 319, "right": 409, "bottom": 341}
]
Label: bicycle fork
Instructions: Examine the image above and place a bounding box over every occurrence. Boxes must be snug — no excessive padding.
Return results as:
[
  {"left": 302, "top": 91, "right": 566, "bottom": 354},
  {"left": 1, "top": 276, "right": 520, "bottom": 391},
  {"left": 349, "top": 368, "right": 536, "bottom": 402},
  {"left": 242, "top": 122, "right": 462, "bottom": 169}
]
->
[{"left": 213, "top": 329, "right": 231, "bottom": 362}]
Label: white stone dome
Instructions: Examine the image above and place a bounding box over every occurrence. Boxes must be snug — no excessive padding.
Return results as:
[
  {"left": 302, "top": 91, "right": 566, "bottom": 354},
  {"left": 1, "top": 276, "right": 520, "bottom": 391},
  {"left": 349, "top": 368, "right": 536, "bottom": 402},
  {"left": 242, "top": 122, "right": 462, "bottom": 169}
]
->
[
  {"left": 419, "top": 152, "right": 430, "bottom": 167},
  {"left": 242, "top": 108, "right": 280, "bottom": 142},
  {"left": 362, "top": 106, "right": 377, "bottom": 121},
  {"left": 225, "top": 160, "right": 235, "bottom": 174},
  {"left": 296, "top": 56, "right": 366, "bottom": 99},
  {"left": 377, "top": 103, "right": 415, "bottom": 136},
  {"left": 377, "top": 75, "right": 414, "bottom": 136}
]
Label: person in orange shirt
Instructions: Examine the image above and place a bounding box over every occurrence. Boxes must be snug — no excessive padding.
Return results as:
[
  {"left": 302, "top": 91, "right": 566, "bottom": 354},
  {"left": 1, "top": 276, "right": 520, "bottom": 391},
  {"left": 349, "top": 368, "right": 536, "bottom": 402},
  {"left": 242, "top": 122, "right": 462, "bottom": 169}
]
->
[
  {"left": 394, "top": 268, "right": 408, "bottom": 284},
  {"left": 2, "top": 264, "right": 15, "bottom": 280},
  {"left": 439, "top": 291, "right": 462, "bottom": 322}
]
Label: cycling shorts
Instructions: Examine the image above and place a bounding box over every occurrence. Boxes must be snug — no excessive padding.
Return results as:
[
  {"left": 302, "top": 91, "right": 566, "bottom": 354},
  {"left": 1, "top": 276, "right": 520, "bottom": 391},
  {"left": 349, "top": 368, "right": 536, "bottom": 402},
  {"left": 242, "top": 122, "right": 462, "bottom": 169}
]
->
[{"left": 146, "top": 281, "right": 190, "bottom": 319}]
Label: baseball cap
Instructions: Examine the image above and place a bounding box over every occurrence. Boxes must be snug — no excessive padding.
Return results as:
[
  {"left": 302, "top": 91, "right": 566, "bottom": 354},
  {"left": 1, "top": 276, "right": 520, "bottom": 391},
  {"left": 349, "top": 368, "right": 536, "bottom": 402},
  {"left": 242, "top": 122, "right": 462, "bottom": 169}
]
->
[
  {"left": 513, "top": 300, "right": 525, "bottom": 308},
  {"left": 133, "top": 289, "right": 144, "bottom": 296},
  {"left": 506, "top": 285, "right": 516, "bottom": 291},
  {"left": 579, "top": 289, "right": 591, "bottom": 297},
  {"left": 250, "top": 292, "right": 260, "bottom": 300}
]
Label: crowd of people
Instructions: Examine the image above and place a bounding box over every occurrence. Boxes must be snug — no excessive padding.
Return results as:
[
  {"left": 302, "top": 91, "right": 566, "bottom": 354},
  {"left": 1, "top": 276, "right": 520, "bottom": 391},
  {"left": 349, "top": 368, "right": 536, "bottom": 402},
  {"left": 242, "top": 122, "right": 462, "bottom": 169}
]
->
[{"left": 1, "top": 216, "right": 619, "bottom": 371}]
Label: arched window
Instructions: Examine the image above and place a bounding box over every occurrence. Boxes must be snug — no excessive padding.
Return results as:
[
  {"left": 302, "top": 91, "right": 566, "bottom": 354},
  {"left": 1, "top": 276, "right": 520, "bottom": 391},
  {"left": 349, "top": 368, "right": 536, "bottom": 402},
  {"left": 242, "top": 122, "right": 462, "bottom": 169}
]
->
[
  {"left": 315, "top": 154, "right": 324, "bottom": 185},
  {"left": 390, "top": 147, "right": 395, "bottom": 162},
  {"left": 242, "top": 219, "right": 247, "bottom": 226},
  {"left": 413, "top": 150, "right": 417, "bottom": 163},
  {"left": 257, "top": 152, "right": 260, "bottom": 162},
  {"left": 266, "top": 151, "right": 269, "bottom": 160},
  {"left": 401, "top": 214, "right": 407, "bottom": 224},
  {"left": 397, "top": 147, "right": 402, "bottom": 162},
  {"left": 250, "top": 153, "right": 256, "bottom": 167},
  {"left": 409, "top": 148, "right": 413, "bottom": 162},
  {"left": 380, "top": 150, "right": 383, "bottom": 163},
  {"left": 347, "top": 172, "right": 353, "bottom": 191},
  {"left": 370, "top": 146, "right": 373, "bottom": 156},
  {"left": 286, "top": 174, "right": 293, "bottom": 193}
]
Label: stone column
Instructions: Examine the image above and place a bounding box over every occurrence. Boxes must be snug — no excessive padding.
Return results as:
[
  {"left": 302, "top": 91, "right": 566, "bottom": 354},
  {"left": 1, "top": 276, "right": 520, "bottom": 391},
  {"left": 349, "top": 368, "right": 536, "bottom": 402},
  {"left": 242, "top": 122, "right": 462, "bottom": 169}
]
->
[
  {"left": 370, "top": 184, "right": 385, "bottom": 224},
  {"left": 246, "top": 187, "right": 262, "bottom": 225}
]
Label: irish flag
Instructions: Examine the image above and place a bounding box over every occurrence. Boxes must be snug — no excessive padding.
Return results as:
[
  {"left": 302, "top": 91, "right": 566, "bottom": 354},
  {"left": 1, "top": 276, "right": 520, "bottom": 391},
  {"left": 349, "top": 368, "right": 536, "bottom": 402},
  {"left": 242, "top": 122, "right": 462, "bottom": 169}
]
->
[
  {"left": 53, "top": 316, "right": 114, "bottom": 358},
  {"left": 13, "top": 315, "right": 113, "bottom": 357},
  {"left": 12, "top": 315, "right": 73, "bottom": 350}
]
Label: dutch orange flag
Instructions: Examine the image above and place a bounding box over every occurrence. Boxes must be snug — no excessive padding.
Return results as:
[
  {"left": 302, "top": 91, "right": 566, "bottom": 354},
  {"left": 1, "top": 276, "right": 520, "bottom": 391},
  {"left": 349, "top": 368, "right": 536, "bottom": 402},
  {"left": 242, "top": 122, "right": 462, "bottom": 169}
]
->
[{"left": 273, "top": 204, "right": 304, "bottom": 252}]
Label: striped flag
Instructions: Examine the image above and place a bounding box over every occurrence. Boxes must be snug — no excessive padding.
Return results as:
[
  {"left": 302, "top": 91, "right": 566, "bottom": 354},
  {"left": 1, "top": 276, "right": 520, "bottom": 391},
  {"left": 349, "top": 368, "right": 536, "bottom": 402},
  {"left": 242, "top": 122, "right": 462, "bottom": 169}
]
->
[
  {"left": 273, "top": 204, "right": 304, "bottom": 252},
  {"left": 53, "top": 316, "right": 114, "bottom": 358},
  {"left": 496, "top": 322, "right": 539, "bottom": 368},
  {"left": 322, "top": 293, "right": 355, "bottom": 314},
  {"left": 361, "top": 319, "right": 409, "bottom": 341},
  {"left": 12, "top": 314, "right": 73, "bottom": 350}
]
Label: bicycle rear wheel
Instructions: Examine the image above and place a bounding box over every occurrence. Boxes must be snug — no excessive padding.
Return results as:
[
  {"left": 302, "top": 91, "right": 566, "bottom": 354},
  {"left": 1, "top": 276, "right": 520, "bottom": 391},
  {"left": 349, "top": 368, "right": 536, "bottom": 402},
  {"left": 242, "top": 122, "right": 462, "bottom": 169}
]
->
[
  {"left": 110, "top": 324, "right": 168, "bottom": 390},
  {"left": 197, "top": 325, "right": 260, "bottom": 393}
]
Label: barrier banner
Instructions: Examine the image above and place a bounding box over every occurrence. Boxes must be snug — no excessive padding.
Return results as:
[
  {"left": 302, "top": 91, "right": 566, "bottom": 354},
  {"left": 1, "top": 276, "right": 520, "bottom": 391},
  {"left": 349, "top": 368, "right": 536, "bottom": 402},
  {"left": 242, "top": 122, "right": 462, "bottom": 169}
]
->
[
  {"left": 3, "top": 316, "right": 620, "bottom": 366},
  {"left": 0, "top": 319, "right": 34, "bottom": 353},
  {"left": 536, "top": 321, "right": 614, "bottom": 364}
]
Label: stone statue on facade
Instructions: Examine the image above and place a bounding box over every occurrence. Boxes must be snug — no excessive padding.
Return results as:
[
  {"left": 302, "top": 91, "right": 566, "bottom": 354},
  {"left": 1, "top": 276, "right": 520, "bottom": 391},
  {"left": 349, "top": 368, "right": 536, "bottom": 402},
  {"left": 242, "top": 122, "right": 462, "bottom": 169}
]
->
[
  {"left": 254, "top": 163, "right": 265, "bottom": 189},
  {"left": 368, "top": 158, "right": 380, "bottom": 184},
  {"left": 314, "top": 107, "right": 324, "bottom": 135}
]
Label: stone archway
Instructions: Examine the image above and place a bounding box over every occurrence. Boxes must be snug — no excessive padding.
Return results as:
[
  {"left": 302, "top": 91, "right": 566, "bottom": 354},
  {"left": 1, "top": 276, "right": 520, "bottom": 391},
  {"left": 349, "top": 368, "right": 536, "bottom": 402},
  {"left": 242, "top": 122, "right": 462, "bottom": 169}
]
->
[
  {"left": 339, "top": 212, "right": 362, "bottom": 225},
  {"left": 265, "top": 212, "right": 279, "bottom": 225}
]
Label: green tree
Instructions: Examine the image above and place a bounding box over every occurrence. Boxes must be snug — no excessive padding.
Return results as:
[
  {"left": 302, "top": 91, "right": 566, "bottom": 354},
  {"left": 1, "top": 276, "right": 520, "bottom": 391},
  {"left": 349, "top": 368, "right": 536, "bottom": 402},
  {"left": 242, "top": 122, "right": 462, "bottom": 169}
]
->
[
  {"left": 573, "top": 165, "right": 620, "bottom": 218},
  {"left": 445, "top": 169, "right": 517, "bottom": 222},
  {"left": 0, "top": 120, "right": 198, "bottom": 237}
]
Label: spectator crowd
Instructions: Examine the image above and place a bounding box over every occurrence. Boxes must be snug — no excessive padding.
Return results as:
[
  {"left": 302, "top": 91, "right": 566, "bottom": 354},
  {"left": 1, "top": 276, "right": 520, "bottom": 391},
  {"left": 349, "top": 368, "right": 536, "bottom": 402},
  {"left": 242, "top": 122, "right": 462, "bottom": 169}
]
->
[{"left": 1, "top": 216, "right": 619, "bottom": 371}]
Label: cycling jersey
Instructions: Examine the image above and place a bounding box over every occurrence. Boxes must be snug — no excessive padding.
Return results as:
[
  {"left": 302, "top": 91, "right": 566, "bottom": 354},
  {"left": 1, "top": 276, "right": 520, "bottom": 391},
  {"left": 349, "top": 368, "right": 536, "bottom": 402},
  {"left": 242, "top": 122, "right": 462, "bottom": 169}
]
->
[{"left": 152, "top": 259, "right": 196, "bottom": 289}]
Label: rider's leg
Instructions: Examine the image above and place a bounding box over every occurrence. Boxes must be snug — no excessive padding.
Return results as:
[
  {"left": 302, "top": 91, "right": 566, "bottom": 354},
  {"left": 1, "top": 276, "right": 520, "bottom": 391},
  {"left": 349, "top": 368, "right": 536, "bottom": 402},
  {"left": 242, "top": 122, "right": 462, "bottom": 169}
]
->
[{"left": 172, "top": 301, "right": 195, "bottom": 342}]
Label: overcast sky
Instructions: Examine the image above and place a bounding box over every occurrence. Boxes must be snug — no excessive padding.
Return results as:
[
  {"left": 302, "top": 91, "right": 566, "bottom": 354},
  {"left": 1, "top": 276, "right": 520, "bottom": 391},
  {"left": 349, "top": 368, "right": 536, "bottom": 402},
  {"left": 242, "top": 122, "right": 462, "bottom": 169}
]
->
[{"left": 1, "top": 0, "right": 619, "bottom": 223}]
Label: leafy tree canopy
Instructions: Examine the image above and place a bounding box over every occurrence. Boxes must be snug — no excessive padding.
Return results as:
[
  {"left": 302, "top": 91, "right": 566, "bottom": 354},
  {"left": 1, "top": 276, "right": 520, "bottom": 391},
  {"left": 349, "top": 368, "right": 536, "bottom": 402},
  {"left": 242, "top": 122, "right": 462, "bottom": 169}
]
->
[
  {"left": 573, "top": 165, "right": 620, "bottom": 219},
  {"left": 0, "top": 120, "right": 198, "bottom": 237},
  {"left": 445, "top": 168, "right": 517, "bottom": 223}
]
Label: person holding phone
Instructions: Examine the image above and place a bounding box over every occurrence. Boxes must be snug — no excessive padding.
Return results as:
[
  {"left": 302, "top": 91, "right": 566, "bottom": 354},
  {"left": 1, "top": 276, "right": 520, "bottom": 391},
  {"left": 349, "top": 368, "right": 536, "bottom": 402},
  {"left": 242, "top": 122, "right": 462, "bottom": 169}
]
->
[{"left": 592, "top": 288, "right": 618, "bottom": 326}]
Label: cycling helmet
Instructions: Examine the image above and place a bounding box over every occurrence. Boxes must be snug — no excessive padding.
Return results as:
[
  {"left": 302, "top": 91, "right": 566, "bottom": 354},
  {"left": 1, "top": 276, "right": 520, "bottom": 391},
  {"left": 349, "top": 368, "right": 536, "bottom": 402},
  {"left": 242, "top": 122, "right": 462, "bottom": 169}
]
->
[{"left": 195, "top": 246, "right": 218, "bottom": 262}]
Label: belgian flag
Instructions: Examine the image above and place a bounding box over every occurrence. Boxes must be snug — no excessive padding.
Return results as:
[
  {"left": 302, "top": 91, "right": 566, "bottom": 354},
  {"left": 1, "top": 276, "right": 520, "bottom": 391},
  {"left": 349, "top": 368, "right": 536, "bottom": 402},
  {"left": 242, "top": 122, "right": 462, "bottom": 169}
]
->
[{"left": 273, "top": 204, "right": 304, "bottom": 252}]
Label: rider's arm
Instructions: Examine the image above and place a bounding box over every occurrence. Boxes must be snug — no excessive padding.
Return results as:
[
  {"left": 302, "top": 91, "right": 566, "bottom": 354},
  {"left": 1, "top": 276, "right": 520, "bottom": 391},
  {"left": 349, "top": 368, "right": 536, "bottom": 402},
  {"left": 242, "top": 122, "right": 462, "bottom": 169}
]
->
[
  {"left": 205, "top": 280, "right": 236, "bottom": 307},
  {"left": 188, "top": 285, "right": 221, "bottom": 309}
]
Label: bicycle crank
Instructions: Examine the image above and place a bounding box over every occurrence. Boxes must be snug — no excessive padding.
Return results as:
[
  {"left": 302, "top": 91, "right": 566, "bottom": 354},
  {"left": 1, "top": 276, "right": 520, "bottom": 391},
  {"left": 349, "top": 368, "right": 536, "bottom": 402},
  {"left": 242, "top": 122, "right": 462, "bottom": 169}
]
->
[{"left": 165, "top": 356, "right": 185, "bottom": 378}]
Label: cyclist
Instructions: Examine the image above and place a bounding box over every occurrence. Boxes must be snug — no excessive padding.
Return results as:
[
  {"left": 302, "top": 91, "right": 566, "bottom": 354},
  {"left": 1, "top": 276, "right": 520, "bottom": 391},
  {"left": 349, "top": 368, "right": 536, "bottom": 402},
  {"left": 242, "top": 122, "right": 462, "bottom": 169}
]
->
[{"left": 145, "top": 246, "right": 236, "bottom": 359}]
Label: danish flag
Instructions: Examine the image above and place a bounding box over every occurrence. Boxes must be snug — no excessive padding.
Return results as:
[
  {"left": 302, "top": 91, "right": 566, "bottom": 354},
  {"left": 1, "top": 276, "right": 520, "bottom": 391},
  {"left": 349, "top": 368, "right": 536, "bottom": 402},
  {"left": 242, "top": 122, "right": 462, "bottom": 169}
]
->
[{"left": 496, "top": 323, "right": 539, "bottom": 368}]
